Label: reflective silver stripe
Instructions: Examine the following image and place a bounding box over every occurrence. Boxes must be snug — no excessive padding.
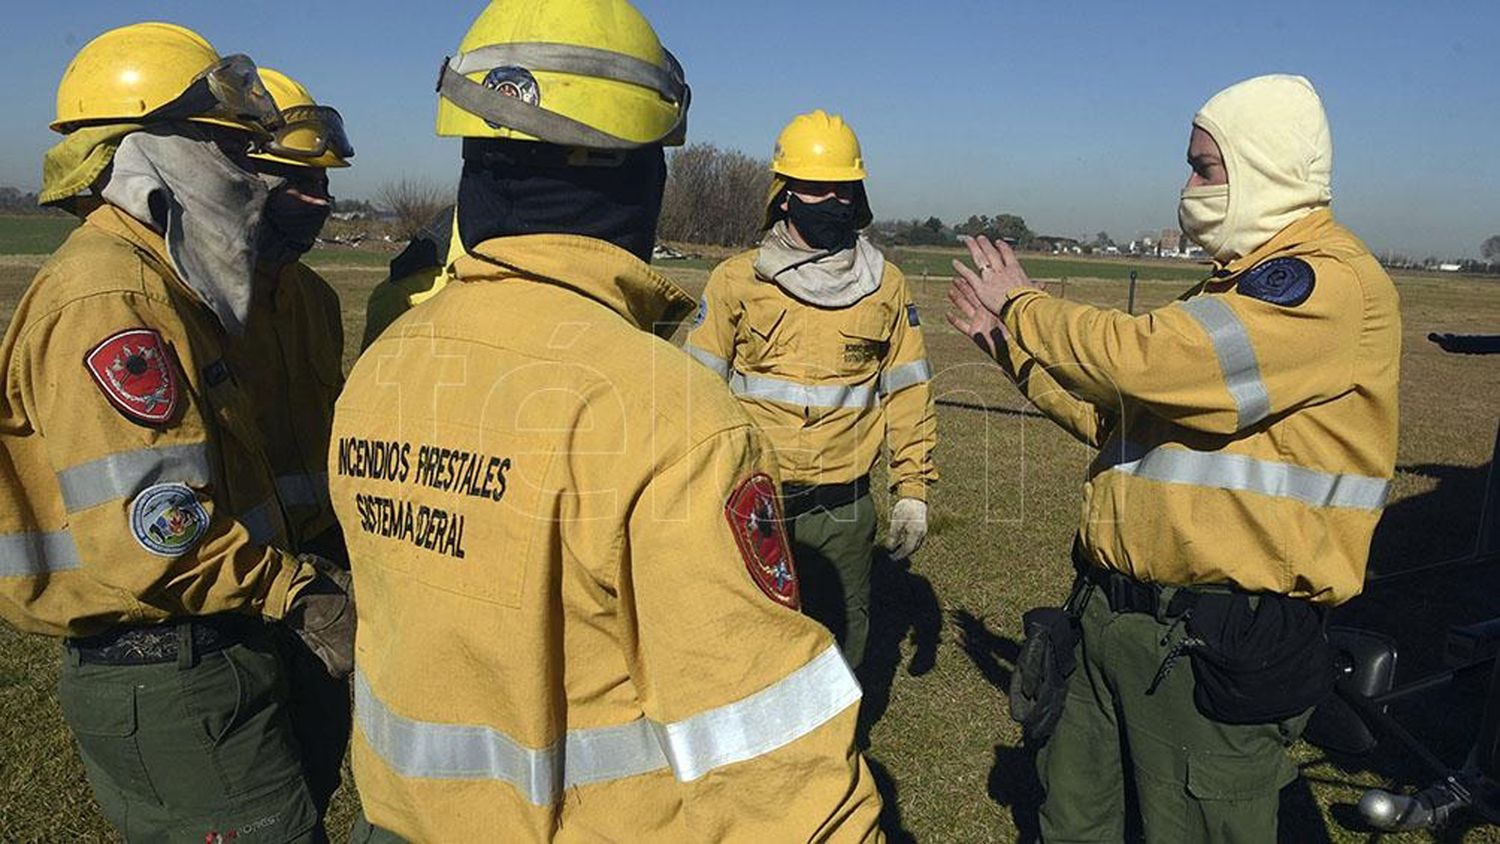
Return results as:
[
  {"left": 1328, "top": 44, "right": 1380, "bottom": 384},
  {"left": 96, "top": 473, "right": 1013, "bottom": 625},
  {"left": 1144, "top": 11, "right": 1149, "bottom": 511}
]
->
[
  {"left": 1180, "top": 297, "right": 1271, "bottom": 429},
  {"left": 729, "top": 372, "right": 876, "bottom": 410},
  {"left": 683, "top": 344, "right": 730, "bottom": 380},
  {"left": 879, "top": 359, "right": 933, "bottom": 396},
  {"left": 276, "top": 473, "right": 329, "bottom": 508},
  {"left": 355, "top": 671, "right": 668, "bottom": 804},
  {"left": 55, "top": 443, "right": 214, "bottom": 513},
  {"left": 353, "top": 644, "right": 860, "bottom": 800},
  {"left": 0, "top": 530, "right": 82, "bottom": 577},
  {"left": 239, "top": 499, "right": 279, "bottom": 544},
  {"left": 1107, "top": 443, "right": 1390, "bottom": 510},
  {"left": 657, "top": 644, "right": 861, "bottom": 782}
]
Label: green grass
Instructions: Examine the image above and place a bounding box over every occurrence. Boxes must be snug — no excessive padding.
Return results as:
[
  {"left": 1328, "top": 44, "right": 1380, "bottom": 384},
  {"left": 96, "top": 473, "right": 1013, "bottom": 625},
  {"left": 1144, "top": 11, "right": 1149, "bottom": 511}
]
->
[
  {"left": 1, "top": 251, "right": 1498, "bottom": 841},
  {"left": 0, "top": 215, "right": 78, "bottom": 255}
]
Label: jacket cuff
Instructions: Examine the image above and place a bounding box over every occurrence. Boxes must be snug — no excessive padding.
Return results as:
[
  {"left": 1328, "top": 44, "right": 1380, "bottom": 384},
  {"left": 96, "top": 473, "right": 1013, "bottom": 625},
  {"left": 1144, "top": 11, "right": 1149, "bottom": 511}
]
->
[
  {"left": 893, "top": 481, "right": 930, "bottom": 502},
  {"left": 258, "top": 550, "right": 319, "bottom": 620}
]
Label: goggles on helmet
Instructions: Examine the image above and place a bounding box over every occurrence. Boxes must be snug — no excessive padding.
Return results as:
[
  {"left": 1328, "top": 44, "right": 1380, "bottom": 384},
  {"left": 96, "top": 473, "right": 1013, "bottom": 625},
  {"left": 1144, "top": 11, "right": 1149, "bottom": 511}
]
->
[
  {"left": 437, "top": 42, "right": 689, "bottom": 149},
  {"left": 258, "top": 105, "right": 354, "bottom": 161},
  {"left": 144, "top": 54, "right": 284, "bottom": 134}
]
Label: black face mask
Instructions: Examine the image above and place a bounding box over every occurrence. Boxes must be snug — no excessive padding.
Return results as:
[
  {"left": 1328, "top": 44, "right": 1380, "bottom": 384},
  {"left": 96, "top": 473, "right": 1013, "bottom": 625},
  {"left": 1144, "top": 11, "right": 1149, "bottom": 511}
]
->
[
  {"left": 787, "top": 193, "right": 858, "bottom": 252},
  {"left": 258, "top": 186, "right": 332, "bottom": 268}
]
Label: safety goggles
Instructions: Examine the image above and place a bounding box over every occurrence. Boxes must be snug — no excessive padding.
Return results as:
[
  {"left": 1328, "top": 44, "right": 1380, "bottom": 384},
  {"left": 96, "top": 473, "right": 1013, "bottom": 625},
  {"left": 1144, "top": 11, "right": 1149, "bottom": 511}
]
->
[
  {"left": 145, "top": 54, "right": 284, "bottom": 134},
  {"left": 258, "top": 105, "right": 354, "bottom": 161},
  {"left": 438, "top": 42, "right": 690, "bottom": 149}
]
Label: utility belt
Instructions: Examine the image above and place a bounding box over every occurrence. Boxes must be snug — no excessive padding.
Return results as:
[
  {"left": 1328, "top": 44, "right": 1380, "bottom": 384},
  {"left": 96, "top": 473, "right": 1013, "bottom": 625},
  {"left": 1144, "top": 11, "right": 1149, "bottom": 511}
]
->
[
  {"left": 65, "top": 613, "right": 266, "bottom": 667},
  {"left": 781, "top": 475, "right": 870, "bottom": 520},
  {"left": 1076, "top": 552, "right": 1238, "bottom": 621},
  {"left": 1073, "top": 544, "right": 1334, "bottom": 725}
]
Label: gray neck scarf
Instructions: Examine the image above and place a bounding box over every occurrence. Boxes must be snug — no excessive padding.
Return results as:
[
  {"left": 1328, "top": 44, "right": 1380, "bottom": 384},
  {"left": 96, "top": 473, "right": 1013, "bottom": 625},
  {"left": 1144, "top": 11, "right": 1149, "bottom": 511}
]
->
[
  {"left": 753, "top": 220, "right": 884, "bottom": 307},
  {"left": 101, "top": 125, "right": 275, "bottom": 336}
]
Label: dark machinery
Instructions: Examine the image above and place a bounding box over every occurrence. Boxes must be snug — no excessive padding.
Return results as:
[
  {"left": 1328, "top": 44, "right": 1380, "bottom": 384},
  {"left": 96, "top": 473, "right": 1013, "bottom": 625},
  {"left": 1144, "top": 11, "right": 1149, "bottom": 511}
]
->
[{"left": 1307, "top": 333, "right": 1500, "bottom": 832}]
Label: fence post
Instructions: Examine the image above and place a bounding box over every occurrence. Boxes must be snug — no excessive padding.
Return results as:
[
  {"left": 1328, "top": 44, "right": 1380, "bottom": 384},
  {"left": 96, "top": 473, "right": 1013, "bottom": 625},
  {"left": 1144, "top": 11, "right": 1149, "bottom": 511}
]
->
[{"left": 1127, "top": 270, "right": 1138, "bottom": 315}]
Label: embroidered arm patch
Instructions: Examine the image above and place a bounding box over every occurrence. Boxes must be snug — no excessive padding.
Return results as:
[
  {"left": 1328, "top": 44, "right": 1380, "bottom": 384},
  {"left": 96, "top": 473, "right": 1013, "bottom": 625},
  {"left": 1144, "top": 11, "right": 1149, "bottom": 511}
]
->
[
  {"left": 907, "top": 304, "right": 921, "bottom": 326},
  {"left": 84, "top": 328, "right": 181, "bottom": 426},
  {"left": 1237, "top": 257, "right": 1315, "bottom": 307},
  {"left": 724, "top": 473, "right": 800, "bottom": 609}
]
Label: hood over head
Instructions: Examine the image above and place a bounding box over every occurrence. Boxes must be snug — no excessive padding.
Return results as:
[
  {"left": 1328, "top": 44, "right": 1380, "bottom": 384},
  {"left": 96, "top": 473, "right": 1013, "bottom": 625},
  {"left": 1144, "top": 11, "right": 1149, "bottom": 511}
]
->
[{"left": 1184, "top": 74, "right": 1332, "bottom": 262}]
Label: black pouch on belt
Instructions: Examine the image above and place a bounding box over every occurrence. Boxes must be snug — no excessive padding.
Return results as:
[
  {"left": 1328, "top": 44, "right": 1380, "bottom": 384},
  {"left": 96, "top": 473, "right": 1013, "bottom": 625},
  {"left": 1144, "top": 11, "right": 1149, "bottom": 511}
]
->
[
  {"left": 1008, "top": 575, "right": 1087, "bottom": 745},
  {"left": 1182, "top": 590, "right": 1334, "bottom": 724}
]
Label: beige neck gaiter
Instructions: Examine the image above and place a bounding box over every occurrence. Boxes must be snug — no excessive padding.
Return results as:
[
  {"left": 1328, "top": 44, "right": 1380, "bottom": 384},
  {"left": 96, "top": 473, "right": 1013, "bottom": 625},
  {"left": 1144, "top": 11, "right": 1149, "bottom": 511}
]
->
[{"left": 1179, "top": 74, "right": 1333, "bottom": 263}]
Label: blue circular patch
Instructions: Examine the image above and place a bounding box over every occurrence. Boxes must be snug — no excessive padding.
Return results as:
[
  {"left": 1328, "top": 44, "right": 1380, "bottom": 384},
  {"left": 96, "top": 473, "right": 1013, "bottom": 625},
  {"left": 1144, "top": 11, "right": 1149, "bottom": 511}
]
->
[
  {"left": 1237, "top": 257, "right": 1316, "bottom": 307},
  {"left": 130, "top": 483, "right": 209, "bottom": 557},
  {"left": 691, "top": 297, "right": 708, "bottom": 329},
  {"left": 480, "top": 66, "right": 540, "bottom": 131}
]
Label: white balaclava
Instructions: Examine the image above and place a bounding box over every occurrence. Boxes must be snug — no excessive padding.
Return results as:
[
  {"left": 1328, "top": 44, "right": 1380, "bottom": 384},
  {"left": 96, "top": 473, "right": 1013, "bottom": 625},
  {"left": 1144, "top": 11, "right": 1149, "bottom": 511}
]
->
[{"left": 1178, "top": 74, "right": 1333, "bottom": 263}]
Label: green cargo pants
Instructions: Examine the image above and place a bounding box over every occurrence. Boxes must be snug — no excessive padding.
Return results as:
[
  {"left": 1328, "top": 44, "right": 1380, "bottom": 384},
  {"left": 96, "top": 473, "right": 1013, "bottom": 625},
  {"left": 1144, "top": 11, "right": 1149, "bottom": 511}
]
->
[
  {"left": 59, "top": 620, "right": 324, "bottom": 843},
  {"left": 1036, "top": 585, "right": 1311, "bottom": 843},
  {"left": 789, "top": 492, "right": 876, "bottom": 670}
]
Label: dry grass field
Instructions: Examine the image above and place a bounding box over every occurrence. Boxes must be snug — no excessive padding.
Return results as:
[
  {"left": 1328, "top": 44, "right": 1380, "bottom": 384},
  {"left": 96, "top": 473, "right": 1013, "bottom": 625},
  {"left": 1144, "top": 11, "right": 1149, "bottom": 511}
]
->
[{"left": 0, "top": 239, "right": 1496, "bottom": 842}]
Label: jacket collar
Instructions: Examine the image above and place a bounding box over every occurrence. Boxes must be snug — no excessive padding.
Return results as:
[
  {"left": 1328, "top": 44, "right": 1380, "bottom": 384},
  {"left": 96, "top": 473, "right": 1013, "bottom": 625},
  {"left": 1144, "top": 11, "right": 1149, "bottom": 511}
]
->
[
  {"left": 450, "top": 234, "right": 695, "bottom": 338},
  {"left": 1218, "top": 208, "right": 1337, "bottom": 278},
  {"left": 85, "top": 202, "right": 176, "bottom": 278}
]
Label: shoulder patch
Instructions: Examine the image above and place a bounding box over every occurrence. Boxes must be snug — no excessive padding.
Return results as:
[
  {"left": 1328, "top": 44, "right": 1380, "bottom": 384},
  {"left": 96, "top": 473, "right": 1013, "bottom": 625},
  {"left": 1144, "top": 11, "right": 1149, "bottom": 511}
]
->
[
  {"left": 691, "top": 297, "right": 708, "bottom": 329},
  {"left": 130, "top": 483, "right": 209, "bottom": 557},
  {"left": 724, "top": 473, "right": 800, "bottom": 609},
  {"left": 1237, "top": 257, "right": 1315, "bottom": 307},
  {"left": 906, "top": 303, "right": 921, "bottom": 326},
  {"left": 84, "top": 328, "right": 180, "bottom": 426}
]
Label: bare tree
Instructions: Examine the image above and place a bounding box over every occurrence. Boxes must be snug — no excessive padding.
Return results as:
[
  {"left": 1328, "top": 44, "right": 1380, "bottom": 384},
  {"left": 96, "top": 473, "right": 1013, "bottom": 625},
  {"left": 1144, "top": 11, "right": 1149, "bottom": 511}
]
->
[
  {"left": 1482, "top": 235, "right": 1500, "bottom": 263},
  {"left": 658, "top": 143, "right": 772, "bottom": 247},
  {"left": 378, "top": 178, "right": 451, "bottom": 241}
]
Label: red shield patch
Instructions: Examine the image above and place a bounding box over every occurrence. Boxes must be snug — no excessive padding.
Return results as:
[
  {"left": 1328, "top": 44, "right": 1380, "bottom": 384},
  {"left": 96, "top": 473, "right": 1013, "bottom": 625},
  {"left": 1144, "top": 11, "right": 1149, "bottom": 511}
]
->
[
  {"left": 84, "top": 329, "right": 180, "bottom": 426},
  {"left": 724, "top": 473, "right": 800, "bottom": 609}
]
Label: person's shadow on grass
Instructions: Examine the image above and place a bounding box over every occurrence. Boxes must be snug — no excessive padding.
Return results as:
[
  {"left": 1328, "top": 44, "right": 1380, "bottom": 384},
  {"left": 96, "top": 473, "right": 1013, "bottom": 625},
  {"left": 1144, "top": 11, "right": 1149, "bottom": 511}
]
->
[{"left": 855, "top": 547, "right": 941, "bottom": 842}]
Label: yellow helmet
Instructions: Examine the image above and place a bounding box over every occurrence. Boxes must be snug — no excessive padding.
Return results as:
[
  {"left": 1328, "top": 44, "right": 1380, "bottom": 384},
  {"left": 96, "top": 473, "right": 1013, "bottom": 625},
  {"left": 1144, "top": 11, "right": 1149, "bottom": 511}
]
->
[
  {"left": 771, "top": 109, "right": 866, "bottom": 182},
  {"left": 249, "top": 68, "right": 353, "bottom": 169},
  {"left": 52, "top": 22, "right": 282, "bottom": 136},
  {"left": 763, "top": 110, "right": 871, "bottom": 230},
  {"left": 435, "top": 0, "right": 689, "bottom": 149}
]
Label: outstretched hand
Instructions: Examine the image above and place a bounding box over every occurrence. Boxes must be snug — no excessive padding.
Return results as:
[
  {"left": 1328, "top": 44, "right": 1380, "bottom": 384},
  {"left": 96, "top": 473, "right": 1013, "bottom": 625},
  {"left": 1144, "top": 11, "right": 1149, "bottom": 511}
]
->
[
  {"left": 947, "top": 273, "right": 1009, "bottom": 362},
  {"left": 951, "top": 235, "right": 1042, "bottom": 315}
]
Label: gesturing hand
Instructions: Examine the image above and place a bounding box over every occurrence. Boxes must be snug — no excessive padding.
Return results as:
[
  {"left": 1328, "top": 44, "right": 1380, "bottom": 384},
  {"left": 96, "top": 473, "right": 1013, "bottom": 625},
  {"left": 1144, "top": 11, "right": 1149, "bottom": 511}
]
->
[
  {"left": 947, "top": 274, "right": 1009, "bottom": 363},
  {"left": 951, "top": 235, "right": 1042, "bottom": 315}
]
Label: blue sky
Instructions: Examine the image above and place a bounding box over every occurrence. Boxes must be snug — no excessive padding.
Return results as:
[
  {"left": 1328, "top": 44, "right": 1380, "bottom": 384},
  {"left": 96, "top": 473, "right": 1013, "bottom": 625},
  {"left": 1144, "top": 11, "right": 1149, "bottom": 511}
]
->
[{"left": 0, "top": 1, "right": 1494, "bottom": 258}]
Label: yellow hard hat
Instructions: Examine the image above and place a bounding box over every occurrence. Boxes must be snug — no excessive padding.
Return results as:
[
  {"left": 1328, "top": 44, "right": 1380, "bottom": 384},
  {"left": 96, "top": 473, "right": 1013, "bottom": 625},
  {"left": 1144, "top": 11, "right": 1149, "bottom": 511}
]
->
[
  {"left": 51, "top": 22, "right": 282, "bottom": 136},
  {"left": 771, "top": 109, "right": 866, "bottom": 182},
  {"left": 249, "top": 68, "right": 353, "bottom": 169},
  {"left": 435, "top": 0, "right": 689, "bottom": 149}
]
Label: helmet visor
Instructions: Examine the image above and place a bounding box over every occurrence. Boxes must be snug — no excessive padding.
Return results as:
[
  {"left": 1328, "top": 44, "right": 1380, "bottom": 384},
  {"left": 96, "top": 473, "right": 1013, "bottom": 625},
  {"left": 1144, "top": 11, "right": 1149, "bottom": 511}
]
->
[
  {"left": 146, "top": 54, "right": 284, "bottom": 133},
  {"left": 261, "top": 105, "right": 354, "bottom": 160}
]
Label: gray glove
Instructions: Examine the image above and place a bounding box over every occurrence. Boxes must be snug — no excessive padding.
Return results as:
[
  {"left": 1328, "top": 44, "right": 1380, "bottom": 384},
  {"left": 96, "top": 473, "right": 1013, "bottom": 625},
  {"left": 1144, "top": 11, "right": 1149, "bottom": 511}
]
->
[{"left": 283, "top": 554, "right": 356, "bottom": 679}]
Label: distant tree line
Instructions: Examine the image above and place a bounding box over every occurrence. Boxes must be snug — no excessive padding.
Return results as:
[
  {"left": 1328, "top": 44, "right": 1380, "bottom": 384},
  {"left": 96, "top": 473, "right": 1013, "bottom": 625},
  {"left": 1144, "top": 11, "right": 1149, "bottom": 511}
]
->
[
  {"left": 0, "top": 187, "right": 66, "bottom": 215},
  {"left": 657, "top": 143, "right": 772, "bottom": 247}
]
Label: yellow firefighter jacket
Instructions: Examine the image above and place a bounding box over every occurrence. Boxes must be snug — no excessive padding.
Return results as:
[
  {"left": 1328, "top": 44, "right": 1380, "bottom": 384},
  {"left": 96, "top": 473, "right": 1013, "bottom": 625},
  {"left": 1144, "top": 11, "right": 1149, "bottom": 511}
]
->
[
  {"left": 228, "top": 262, "right": 345, "bottom": 549},
  {"left": 331, "top": 233, "right": 883, "bottom": 841},
  {"left": 0, "top": 204, "right": 316, "bottom": 637},
  {"left": 684, "top": 250, "right": 937, "bottom": 501},
  {"left": 996, "top": 209, "right": 1399, "bottom": 604}
]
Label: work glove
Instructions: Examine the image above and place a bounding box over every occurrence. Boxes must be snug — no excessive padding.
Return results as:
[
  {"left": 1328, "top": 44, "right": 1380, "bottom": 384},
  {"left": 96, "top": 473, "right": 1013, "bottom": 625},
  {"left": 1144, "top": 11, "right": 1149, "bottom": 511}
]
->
[
  {"left": 283, "top": 553, "right": 356, "bottom": 679},
  {"left": 886, "top": 497, "right": 929, "bottom": 561}
]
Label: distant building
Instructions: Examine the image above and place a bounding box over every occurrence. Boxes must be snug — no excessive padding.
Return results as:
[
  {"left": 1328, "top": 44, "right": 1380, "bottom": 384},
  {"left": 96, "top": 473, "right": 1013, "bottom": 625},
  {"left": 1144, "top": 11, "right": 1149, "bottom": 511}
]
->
[
  {"left": 1158, "top": 229, "right": 1182, "bottom": 256},
  {"left": 1439, "top": 263, "right": 1462, "bottom": 272}
]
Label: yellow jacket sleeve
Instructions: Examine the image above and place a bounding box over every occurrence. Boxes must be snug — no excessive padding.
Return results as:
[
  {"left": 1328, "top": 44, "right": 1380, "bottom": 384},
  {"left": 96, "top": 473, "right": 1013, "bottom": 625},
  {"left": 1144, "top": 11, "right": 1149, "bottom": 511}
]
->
[
  {"left": 880, "top": 271, "right": 937, "bottom": 501},
  {"left": 361, "top": 267, "right": 448, "bottom": 351},
  {"left": 20, "top": 294, "right": 313, "bottom": 626},
  {"left": 623, "top": 424, "right": 882, "bottom": 842},
  {"left": 681, "top": 265, "right": 738, "bottom": 380},
  {"left": 1001, "top": 264, "right": 1361, "bottom": 434},
  {"left": 993, "top": 337, "right": 1114, "bottom": 449}
]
